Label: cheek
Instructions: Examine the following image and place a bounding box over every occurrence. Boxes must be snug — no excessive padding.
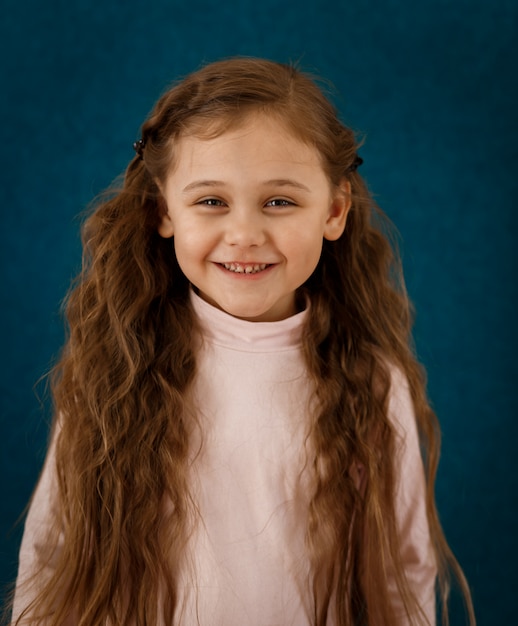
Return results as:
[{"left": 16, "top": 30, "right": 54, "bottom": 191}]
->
[
  {"left": 287, "top": 232, "right": 324, "bottom": 270},
  {"left": 306, "top": 239, "right": 325, "bottom": 269},
  {"left": 172, "top": 236, "right": 198, "bottom": 284},
  {"left": 172, "top": 227, "right": 211, "bottom": 263},
  {"left": 172, "top": 234, "right": 191, "bottom": 264}
]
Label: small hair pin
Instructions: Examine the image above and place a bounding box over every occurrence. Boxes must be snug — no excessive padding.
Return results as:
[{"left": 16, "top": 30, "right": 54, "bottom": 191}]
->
[
  {"left": 133, "top": 138, "right": 145, "bottom": 160},
  {"left": 346, "top": 154, "right": 363, "bottom": 173}
]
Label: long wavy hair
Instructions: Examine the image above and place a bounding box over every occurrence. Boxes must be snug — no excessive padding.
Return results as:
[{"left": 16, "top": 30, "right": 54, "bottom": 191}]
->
[{"left": 12, "top": 57, "right": 475, "bottom": 625}]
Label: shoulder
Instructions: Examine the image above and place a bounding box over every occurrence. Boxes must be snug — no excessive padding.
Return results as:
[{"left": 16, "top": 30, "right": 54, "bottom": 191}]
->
[{"left": 385, "top": 363, "right": 418, "bottom": 440}]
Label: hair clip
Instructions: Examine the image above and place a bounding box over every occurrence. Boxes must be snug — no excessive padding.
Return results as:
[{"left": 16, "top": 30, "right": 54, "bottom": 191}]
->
[
  {"left": 133, "top": 139, "right": 145, "bottom": 160},
  {"left": 346, "top": 155, "right": 363, "bottom": 173}
]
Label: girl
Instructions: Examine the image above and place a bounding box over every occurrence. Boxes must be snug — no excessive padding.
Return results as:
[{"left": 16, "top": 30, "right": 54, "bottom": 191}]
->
[{"left": 11, "top": 58, "right": 474, "bottom": 625}]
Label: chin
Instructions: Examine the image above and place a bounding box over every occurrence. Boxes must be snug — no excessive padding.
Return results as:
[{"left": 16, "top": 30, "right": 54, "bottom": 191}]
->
[
  {"left": 232, "top": 306, "right": 292, "bottom": 323},
  {"left": 228, "top": 308, "right": 270, "bottom": 322}
]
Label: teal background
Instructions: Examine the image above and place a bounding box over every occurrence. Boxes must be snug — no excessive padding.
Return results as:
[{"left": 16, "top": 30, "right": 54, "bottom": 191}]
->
[{"left": 1, "top": 0, "right": 516, "bottom": 623}]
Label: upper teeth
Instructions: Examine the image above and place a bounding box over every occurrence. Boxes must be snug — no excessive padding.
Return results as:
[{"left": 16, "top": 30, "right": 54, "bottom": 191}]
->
[{"left": 223, "top": 263, "right": 268, "bottom": 274}]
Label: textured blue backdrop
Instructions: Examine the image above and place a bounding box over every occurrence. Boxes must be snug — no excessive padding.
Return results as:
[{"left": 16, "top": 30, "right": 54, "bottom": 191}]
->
[{"left": 1, "top": 0, "right": 516, "bottom": 623}]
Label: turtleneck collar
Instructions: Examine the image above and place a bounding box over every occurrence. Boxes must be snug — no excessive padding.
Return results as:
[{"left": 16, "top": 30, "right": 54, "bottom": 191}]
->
[{"left": 190, "top": 289, "right": 308, "bottom": 352}]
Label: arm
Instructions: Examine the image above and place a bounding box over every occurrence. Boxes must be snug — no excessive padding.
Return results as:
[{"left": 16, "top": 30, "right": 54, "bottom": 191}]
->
[
  {"left": 387, "top": 367, "right": 437, "bottom": 625},
  {"left": 11, "top": 431, "right": 72, "bottom": 625}
]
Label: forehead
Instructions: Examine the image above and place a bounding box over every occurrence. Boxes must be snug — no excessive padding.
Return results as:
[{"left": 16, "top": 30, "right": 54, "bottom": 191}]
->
[{"left": 168, "top": 113, "right": 326, "bottom": 180}]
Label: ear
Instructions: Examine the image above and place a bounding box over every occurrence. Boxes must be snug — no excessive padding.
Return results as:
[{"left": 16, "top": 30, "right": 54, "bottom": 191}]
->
[
  {"left": 157, "top": 205, "right": 174, "bottom": 239},
  {"left": 155, "top": 181, "right": 175, "bottom": 239},
  {"left": 323, "top": 180, "right": 351, "bottom": 241}
]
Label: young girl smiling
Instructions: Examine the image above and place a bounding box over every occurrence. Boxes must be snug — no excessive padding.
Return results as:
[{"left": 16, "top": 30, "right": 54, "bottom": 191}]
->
[
  {"left": 12, "top": 58, "right": 474, "bottom": 625},
  {"left": 157, "top": 113, "right": 349, "bottom": 322}
]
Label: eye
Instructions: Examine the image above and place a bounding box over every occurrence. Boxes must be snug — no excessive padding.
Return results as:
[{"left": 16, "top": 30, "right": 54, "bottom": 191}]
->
[
  {"left": 199, "top": 198, "right": 223, "bottom": 206},
  {"left": 265, "top": 198, "right": 294, "bottom": 208},
  {"left": 198, "top": 198, "right": 226, "bottom": 207}
]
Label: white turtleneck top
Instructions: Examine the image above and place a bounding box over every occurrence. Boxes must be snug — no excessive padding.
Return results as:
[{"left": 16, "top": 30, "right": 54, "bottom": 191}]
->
[
  {"left": 175, "top": 292, "right": 315, "bottom": 625},
  {"left": 13, "top": 291, "right": 436, "bottom": 625}
]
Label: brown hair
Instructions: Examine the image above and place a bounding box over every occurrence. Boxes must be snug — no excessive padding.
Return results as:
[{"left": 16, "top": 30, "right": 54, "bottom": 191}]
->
[{"left": 12, "top": 57, "right": 475, "bottom": 625}]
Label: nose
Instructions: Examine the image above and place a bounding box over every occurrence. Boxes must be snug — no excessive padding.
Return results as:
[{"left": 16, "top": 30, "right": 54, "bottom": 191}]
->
[{"left": 223, "top": 210, "right": 267, "bottom": 248}]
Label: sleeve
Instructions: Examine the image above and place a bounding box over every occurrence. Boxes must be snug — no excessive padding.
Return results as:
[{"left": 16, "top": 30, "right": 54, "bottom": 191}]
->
[
  {"left": 387, "top": 367, "right": 437, "bottom": 626},
  {"left": 11, "top": 431, "right": 72, "bottom": 625}
]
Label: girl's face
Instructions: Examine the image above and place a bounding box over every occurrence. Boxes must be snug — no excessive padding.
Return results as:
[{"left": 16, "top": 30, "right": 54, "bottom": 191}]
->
[{"left": 159, "top": 114, "right": 350, "bottom": 322}]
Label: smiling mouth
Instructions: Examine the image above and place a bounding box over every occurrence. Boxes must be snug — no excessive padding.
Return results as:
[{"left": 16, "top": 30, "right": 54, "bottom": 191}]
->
[{"left": 220, "top": 262, "right": 271, "bottom": 274}]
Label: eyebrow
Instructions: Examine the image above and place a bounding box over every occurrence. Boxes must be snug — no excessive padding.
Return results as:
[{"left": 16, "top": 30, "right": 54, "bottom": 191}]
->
[
  {"left": 182, "top": 180, "right": 224, "bottom": 193},
  {"left": 264, "top": 179, "right": 311, "bottom": 192},
  {"left": 182, "top": 179, "right": 311, "bottom": 194}
]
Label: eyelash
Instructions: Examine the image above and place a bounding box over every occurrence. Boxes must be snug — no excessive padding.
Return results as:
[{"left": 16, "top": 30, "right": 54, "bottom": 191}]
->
[
  {"left": 265, "top": 199, "right": 292, "bottom": 207},
  {"left": 197, "top": 198, "right": 295, "bottom": 208},
  {"left": 200, "top": 198, "right": 225, "bottom": 207}
]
